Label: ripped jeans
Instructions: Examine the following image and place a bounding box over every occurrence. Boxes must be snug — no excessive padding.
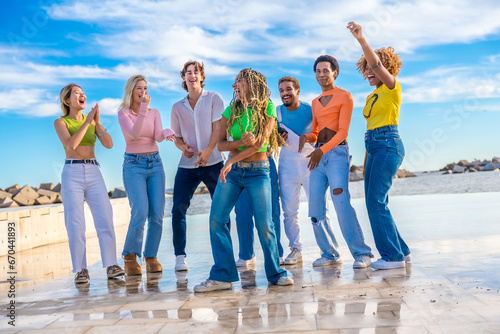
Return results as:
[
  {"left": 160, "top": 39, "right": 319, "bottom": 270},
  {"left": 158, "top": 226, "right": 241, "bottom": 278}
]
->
[{"left": 308, "top": 145, "right": 373, "bottom": 260}]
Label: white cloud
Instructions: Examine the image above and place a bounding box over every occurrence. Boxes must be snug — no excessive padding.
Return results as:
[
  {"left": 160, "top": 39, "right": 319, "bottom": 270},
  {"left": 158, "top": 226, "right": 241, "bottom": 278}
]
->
[{"left": 96, "top": 98, "right": 121, "bottom": 115}]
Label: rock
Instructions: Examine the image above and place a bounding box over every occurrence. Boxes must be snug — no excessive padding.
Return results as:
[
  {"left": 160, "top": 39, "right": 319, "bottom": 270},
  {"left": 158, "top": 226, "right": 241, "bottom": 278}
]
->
[
  {"left": 481, "top": 160, "right": 489, "bottom": 166},
  {"left": 442, "top": 170, "right": 452, "bottom": 174},
  {"left": 350, "top": 170, "right": 364, "bottom": 182},
  {"left": 469, "top": 168, "right": 478, "bottom": 172},
  {"left": 350, "top": 165, "right": 364, "bottom": 173},
  {"left": 39, "top": 183, "right": 56, "bottom": 191},
  {"left": 452, "top": 165, "right": 466, "bottom": 173},
  {"left": 457, "top": 160, "right": 470, "bottom": 166},
  {"left": 111, "top": 187, "right": 127, "bottom": 198},
  {"left": 492, "top": 157, "right": 500, "bottom": 163},
  {"left": 36, "top": 189, "right": 59, "bottom": 203},
  {"left": 52, "top": 183, "right": 62, "bottom": 193},
  {"left": 440, "top": 163, "right": 455, "bottom": 171},
  {"left": 0, "top": 197, "right": 19, "bottom": 208},
  {"left": 35, "top": 196, "right": 53, "bottom": 205},
  {"left": 481, "top": 163, "right": 500, "bottom": 171},
  {"left": 0, "top": 190, "right": 11, "bottom": 200},
  {"left": 6, "top": 184, "right": 21, "bottom": 194},
  {"left": 108, "top": 190, "right": 113, "bottom": 198},
  {"left": 396, "top": 169, "right": 416, "bottom": 178},
  {"left": 12, "top": 185, "right": 39, "bottom": 206}
]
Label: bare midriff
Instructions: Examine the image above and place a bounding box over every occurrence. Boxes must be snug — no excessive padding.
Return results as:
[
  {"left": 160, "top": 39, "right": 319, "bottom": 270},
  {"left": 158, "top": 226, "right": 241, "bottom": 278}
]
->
[
  {"left": 229, "top": 149, "right": 268, "bottom": 162},
  {"left": 64, "top": 146, "right": 96, "bottom": 160}
]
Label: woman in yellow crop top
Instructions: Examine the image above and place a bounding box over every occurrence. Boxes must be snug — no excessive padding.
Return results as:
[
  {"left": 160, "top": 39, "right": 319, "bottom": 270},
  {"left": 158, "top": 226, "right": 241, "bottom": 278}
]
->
[
  {"left": 348, "top": 22, "right": 411, "bottom": 270},
  {"left": 194, "top": 69, "right": 292, "bottom": 292},
  {"left": 54, "top": 84, "right": 124, "bottom": 284}
]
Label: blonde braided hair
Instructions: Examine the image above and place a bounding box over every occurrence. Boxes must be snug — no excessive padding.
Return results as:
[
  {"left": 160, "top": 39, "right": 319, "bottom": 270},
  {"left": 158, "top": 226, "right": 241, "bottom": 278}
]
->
[{"left": 226, "top": 68, "right": 283, "bottom": 158}]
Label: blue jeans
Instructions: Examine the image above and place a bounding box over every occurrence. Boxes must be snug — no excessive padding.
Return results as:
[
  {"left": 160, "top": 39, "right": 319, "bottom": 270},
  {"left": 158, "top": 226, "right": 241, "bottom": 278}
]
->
[
  {"left": 365, "top": 125, "right": 410, "bottom": 262},
  {"left": 235, "top": 157, "right": 283, "bottom": 259},
  {"left": 122, "top": 152, "right": 165, "bottom": 258},
  {"left": 309, "top": 145, "right": 373, "bottom": 260},
  {"left": 172, "top": 162, "right": 224, "bottom": 256},
  {"left": 208, "top": 161, "right": 286, "bottom": 283}
]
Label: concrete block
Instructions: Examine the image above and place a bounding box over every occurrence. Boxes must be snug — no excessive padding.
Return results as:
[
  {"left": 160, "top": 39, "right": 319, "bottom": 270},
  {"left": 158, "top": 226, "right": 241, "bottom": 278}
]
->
[
  {"left": 35, "top": 196, "right": 53, "bottom": 205},
  {"left": 12, "top": 185, "right": 39, "bottom": 206},
  {"left": 0, "top": 190, "right": 11, "bottom": 200},
  {"left": 0, "top": 197, "right": 19, "bottom": 208},
  {"left": 452, "top": 165, "right": 466, "bottom": 173},
  {"left": 52, "top": 183, "right": 62, "bottom": 193},
  {"left": 5, "top": 184, "right": 20, "bottom": 194},
  {"left": 36, "top": 189, "right": 59, "bottom": 203},
  {"left": 39, "top": 183, "right": 56, "bottom": 191},
  {"left": 111, "top": 187, "right": 127, "bottom": 198}
]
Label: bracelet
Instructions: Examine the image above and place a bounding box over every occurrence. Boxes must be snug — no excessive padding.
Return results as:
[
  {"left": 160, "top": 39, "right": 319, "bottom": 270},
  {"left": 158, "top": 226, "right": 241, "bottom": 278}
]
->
[{"left": 97, "top": 129, "right": 107, "bottom": 136}]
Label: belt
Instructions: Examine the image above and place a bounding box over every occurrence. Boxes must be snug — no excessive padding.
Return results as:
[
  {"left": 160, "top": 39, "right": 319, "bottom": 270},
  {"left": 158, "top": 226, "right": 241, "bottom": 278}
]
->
[
  {"left": 316, "top": 140, "right": 347, "bottom": 148},
  {"left": 65, "top": 159, "right": 99, "bottom": 166},
  {"left": 234, "top": 160, "right": 270, "bottom": 168}
]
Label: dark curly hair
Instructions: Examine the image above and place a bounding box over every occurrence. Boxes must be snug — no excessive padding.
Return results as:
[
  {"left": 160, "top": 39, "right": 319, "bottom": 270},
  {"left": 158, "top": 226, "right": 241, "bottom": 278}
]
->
[{"left": 313, "top": 55, "right": 339, "bottom": 79}]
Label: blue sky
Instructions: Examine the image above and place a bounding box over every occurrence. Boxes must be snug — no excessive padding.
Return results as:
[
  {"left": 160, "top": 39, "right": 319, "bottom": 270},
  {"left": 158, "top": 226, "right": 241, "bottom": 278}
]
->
[{"left": 1, "top": 0, "right": 499, "bottom": 190}]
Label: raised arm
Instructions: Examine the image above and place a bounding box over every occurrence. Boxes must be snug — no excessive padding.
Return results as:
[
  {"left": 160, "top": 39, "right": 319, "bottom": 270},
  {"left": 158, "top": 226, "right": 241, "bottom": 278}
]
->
[
  {"left": 93, "top": 104, "right": 113, "bottom": 149},
  {"left": 347, "top": 21, "right": 396, "bottom": 89},
  {"left": 54, "top": 106, "right": 97, "bottom": 150}
]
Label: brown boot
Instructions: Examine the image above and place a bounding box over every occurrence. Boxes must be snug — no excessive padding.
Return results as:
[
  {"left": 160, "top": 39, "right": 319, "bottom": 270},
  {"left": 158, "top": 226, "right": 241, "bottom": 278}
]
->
[
  {"left": 123, "top": 254, "right": 142, "bottom": 276},
  {"left": 145, "top": 257, "right": 162, "bottom": 273}
]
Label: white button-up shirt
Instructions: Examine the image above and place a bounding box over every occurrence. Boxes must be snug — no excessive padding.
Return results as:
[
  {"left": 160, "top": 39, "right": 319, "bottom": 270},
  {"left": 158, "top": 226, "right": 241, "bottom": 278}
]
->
[{"left": 170, "top": 90, "right": 225, "bottom": 168}]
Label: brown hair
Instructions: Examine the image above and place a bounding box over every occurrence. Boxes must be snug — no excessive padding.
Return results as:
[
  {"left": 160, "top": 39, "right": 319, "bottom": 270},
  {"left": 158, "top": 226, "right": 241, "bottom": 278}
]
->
[
  {"left": 278, "top": 76, "right": 300, "bottom": 90},
  {"left": 59, "top": 83, "right": 81, "bottom": 116},
  {"left": 180, "top": 60, "right": 206, "bottom": 92},
  {"left": 356, "top": 46, "right": 403, "bottom": 77},
  {"left": 226, "top": 69, "right": 283, "bottom": 158}
]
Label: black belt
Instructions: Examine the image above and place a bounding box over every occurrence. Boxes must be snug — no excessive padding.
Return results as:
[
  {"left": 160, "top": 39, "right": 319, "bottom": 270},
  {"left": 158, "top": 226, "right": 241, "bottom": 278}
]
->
[
  {"left": 65, "top": 159, "right": 99, "bottom": 166},
  {"left": 316, "top": 140, "right": 347, "bottom": 148}
]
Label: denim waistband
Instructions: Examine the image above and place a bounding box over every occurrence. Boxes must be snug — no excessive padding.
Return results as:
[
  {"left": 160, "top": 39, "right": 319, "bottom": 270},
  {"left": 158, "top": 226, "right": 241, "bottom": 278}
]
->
[
  {"left": 234, "top": 159, "right": 269, "bottom": 169},
  {"left": 366, "top": 125, "right": 398, "bottom": 134},
  {"left": 124, "top": 151, "right": 160, "bottom": 159},
  {"left": 316, "top": 140, "right": 347, "bottom": 148}
]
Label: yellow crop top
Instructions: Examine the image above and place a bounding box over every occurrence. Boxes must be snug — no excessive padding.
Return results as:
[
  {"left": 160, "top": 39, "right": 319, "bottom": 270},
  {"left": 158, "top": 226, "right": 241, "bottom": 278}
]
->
[
  {"left": 61, "top": 115, "right": 96, "bottom": 149},
  {"left": 363, "top": 79, "right": 401, "bottom": 130}
]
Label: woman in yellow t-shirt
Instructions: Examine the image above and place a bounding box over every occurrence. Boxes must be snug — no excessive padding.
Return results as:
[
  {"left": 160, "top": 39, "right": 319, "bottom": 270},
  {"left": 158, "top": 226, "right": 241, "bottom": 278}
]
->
[
  {"left": 194, "top": 68, "right": 293, "bottom": 292},
  {"left": 347, "top": 22, "right": 411, "bottom": 270}
]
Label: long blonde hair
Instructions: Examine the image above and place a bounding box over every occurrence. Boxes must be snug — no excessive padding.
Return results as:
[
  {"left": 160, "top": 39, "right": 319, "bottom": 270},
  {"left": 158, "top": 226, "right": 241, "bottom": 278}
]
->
[
  {"left": 119, "top": 75, "right": 146, "bottom": 110},
  {"left": 226, "top": 69, "right": 282, "bottom": 158},
  {"left": 59, "top": 83, "right": 81, "bottom": 116}
]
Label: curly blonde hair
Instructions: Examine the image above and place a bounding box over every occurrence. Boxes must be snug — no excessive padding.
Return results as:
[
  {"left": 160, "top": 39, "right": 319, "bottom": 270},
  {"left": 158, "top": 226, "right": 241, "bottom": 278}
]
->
[
  {"left": 356, "top": 46, "right": 403, "bottom": 77},
  {"left": 226, "top": 69, "right": 283, "bottom": 158}
]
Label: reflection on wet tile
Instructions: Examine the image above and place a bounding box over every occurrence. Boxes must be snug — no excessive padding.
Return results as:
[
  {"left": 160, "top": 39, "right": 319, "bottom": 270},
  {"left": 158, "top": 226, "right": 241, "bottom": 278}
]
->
[{"left": 5, "top": 192, "right": 500, "bottom": 333}]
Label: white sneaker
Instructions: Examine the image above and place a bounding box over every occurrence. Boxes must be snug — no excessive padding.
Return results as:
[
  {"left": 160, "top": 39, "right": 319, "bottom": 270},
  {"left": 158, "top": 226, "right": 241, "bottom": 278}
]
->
[
  {"left": 353, "top": 256, "right": 371, "bottom": 269},
  {"left": 194, "top": 279, "right": 232, "bottom": 293},
  {"left": 273, "top": 276, "right": 294, "bottom": 286},
  {"left": 404, "top": 254, "right": 412, "bottom": 263},
  {"left": 175, "top": 255, "right": 188, "bottom": 271},
  {"left": 284, "top": 248, "right": 303, "bottom": 265},
  {"left": 312, "top": 257, "right": 343, "bottom": 267},
  {"left": 235, "top": 256, "right": 256, "bottom": 267},
  {"left": 371, "top": 258, "right": 405, "bottom": 270}
]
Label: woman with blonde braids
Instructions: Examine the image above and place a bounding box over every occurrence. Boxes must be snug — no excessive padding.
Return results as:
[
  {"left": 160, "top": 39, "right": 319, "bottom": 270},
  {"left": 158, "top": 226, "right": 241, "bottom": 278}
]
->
[
  {"left": 347, "top": 22, "right": 410, "bottom": 270},
  {"left": 194, "top": 68, "right": 293, "bottom": 292}
]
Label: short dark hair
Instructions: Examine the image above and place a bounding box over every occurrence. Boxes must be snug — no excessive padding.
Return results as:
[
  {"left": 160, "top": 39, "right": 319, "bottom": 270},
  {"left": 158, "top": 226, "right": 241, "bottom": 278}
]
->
[
  {"left": 313, "top": 55, "right": 339, "bottom": 79},
  {"left": 278, "top": 76, "right": 300, "bottom": 90},
  {"left": 180, "top": 60, "right": 206, "bottom": 92}
]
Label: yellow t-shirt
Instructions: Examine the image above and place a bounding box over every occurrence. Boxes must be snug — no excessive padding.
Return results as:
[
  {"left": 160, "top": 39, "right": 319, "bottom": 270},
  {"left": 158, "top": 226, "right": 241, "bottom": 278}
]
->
[{"left": 363, "top": 79, "right": 401, "bottom": 130}]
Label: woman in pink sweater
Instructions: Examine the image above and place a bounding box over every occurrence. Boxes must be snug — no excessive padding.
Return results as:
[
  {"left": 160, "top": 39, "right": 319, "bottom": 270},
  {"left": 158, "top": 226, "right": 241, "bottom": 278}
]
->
[{"left": 118, "top": 75, "right": 175, "bottom": 276}]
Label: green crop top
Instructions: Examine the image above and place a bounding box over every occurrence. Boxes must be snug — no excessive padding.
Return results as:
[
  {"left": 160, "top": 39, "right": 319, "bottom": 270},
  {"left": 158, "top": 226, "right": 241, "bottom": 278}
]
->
[
  {"left": 222, "top": 101, "right": 276, "bottom": 153},
  {"left": 61, "top": 115, "right": 96, "bottom": 149}
]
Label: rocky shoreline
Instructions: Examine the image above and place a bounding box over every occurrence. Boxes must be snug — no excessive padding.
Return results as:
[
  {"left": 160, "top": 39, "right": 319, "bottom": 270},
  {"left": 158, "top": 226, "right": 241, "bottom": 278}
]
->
[{"left": 440, "top": 157, "right": 500, "bottom": 174}]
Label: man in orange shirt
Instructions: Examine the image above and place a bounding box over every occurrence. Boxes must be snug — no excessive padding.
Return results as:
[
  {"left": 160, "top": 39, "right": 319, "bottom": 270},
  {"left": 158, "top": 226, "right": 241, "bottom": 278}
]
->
[{"left": 299, "top": 55, "right": 373, "bottom": 269}]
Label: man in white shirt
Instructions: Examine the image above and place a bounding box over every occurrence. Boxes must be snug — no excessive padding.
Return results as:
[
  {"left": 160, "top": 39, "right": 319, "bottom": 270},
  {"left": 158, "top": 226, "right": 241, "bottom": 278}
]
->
[
  {"left": 170, "top": 60, "right": 225, "bottom": 271},
  {"left": 276, "top": 76, "right": 315, "bottom": 265}
]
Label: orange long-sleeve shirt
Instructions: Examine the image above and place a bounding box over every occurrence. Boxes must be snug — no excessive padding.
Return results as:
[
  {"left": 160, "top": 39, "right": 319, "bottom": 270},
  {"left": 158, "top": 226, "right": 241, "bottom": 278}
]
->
[{"left": 305, "top": 88, "right": 354, "bottom": 154}]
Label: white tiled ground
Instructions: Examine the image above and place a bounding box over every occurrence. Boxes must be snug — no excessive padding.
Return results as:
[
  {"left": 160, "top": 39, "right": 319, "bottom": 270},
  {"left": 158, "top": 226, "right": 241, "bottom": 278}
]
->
[{"left": 1, "top": 191, "right": 500, "bottom": 333}]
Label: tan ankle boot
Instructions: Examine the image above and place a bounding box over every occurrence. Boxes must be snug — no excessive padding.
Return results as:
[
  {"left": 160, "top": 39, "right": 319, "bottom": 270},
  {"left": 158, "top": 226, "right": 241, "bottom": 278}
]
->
[
  {"left": 145, "top": 257, "right": 162, "bottom": 273},
  {"left": 123, "top": 254, "right": 142, "bottom": 276}
]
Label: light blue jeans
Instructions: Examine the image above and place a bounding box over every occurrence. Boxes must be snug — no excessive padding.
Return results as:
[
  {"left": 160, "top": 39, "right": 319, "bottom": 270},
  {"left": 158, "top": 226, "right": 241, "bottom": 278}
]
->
[
  {"left": 365, "top": 125, "right": 410, "bottom": 262},
  {"left": 122, "top": 152, "right": 165, "bottom": 258},
  {"left": 235, "top": 156, "right": 283, "bottom": 259},
  {"left": 208, "top": 160, "right": 286, "bottom": 283},
  {"left": 309, "top": 145, "right": 373, "bottom": 260}
]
